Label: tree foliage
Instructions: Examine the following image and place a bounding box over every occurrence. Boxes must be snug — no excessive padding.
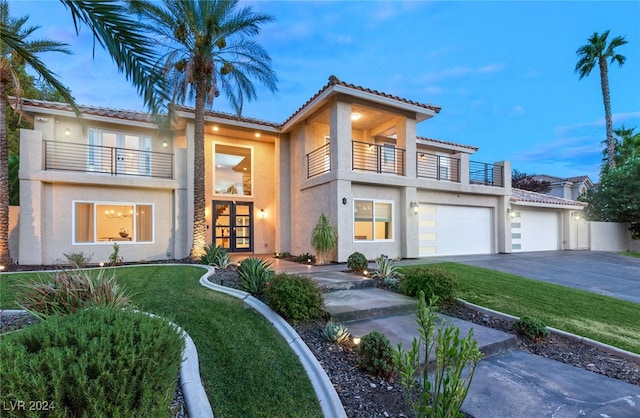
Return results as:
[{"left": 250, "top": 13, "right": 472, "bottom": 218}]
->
[{"left": 511, "top": 169, "right": 552, "bottom": 193}]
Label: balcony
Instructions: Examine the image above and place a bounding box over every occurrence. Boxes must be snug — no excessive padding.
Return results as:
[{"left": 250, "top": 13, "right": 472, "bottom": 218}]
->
[
  {"left": 352, "top": 141, "right": 405, "bottom": 176},
  {"left": 417, "top": 152, "right": 461, "bottom": 182},
  {"left": 306, "top": 142, "right": 331, "bottom": 178},
  {"left": 44, "top": 140, "right": 174, "bottom": 179},
  {"left": 469, "top": 160, "right": 504, "bottom": 187}
]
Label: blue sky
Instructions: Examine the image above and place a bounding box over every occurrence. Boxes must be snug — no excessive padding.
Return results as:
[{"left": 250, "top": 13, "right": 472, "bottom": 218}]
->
[{"left": 12, "top": 1, "right": 640, "bottom": 182}]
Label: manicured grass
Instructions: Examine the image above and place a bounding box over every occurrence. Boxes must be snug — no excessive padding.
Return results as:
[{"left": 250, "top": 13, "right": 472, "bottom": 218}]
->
[
  {"left": 437, "top": 263, "right": 640, "bottom": 354},
  {"left": 0, "top": 266, "right": 322, "bottom": 418},
  {"left": 620, "top": 251, "right": 640, "bottom": 259}
]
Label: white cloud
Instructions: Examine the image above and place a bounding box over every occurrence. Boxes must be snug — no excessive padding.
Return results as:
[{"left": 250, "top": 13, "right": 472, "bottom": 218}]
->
[
  {"left": 418, "top": 63, "right": 505, "bottom": 83},
  {"left": 510, "top": 105, "right": 525, "bottom": 116}
]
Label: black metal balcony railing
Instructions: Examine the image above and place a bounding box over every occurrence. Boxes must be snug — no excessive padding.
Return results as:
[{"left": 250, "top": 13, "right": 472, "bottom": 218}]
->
[
  {"left": 352, "top": 141, "right": 405, "bottom": 176},
  {"left": 469, "top": 160, "right": 504, "bottom": 187},
  {"left": 306, "top": 142, "right": 331, "bottom": 178},
  {"left": 44, "top": 140, "right": 174, "bottom": 179},
  {"left": 416, "top": 153, "right": 461, "bottom": 182}
]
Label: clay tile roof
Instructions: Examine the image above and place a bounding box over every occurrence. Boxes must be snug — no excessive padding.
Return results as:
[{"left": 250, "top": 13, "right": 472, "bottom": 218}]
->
[
  {"left": 172, "top": 104, "right": 280, "bottom": 128},
  {"left": 417, "top": 136, "right": 478, "bottom": 151},
  {"left": 565, "top": 175, "right": 590, "bottom": 183},
  {"left": 19, "top": 98, "right": 155, "bottom": 123},
  {"left": 511, "top": 188, "right": 587, "bottom": 207},
  {"left": 282, "top": 75, "right": 442, "bottom": 127}
]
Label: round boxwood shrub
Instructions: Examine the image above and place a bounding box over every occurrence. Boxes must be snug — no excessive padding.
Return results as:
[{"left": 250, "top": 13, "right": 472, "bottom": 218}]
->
[
  {"left": 356, "top": 330, "right": 395, "bottom": 379},
  {"left": 265, "top": 273, "right": 326, "bottom": 322},
  {"left": 400, "top": 264, "right": 458, "bottom": 303},
  {"left": 347, "top": 252, "right": 368, "bottom": 273},
  {"left": 513, "top": 316, "right": 550, "bottom": 341}
]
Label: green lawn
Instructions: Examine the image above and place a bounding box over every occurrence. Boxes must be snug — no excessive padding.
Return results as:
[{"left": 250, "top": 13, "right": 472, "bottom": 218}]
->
[
  {"left": 438, "top": 263, "right": 640, "bottom": 354},
  {"left": 0, "top": 266, "right": 322, "bottom": 418},
  {"left": 620, "top": 251, "right": 640, "bottom": 259}
]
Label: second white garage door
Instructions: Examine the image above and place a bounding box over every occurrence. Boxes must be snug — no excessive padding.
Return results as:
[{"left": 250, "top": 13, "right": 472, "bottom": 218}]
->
[
  {"left": 511, "top": 209, "right": 559, "bottom": 252},
  {"left": 419, "top": 204, "right": 492, "bottom": 256}
]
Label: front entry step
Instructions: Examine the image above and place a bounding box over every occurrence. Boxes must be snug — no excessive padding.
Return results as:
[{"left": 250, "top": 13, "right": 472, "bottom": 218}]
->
[{"left": 324, "top": 287, "right": 417, "bottom": 322}]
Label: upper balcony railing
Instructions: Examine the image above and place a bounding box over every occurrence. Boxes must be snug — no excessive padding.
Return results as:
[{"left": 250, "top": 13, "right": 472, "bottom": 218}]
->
[
  {"left": 44, "top": 140, "right": 174, "bottom": 179},
  {"left": 469, "top": 160, "right": 504, "bottom": 187},
  {"left": 306, "top": 142, "right": 331, "bottom": 178},
  {"left": 352, "top": 141, "right": 405, "bottom": 176},
  {"left": 416, "top": 152, "right": 461, "bottom": 182}
]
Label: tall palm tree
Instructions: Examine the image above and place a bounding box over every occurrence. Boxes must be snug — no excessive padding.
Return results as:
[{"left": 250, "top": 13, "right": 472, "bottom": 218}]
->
[
  {"left": 130, "top": 0, "right": 277, "bottom": 258},
  {"left": 0, "top": 1, "right": 74, "bottom": 266},
  {"left": 575, "top": 30, "right": 627, "bottom": 169}
]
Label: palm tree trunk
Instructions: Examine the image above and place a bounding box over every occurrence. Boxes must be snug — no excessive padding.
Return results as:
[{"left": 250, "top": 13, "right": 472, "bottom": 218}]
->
[
  {"left": 599, "top": 56, "right": 616, "bottom": 169},
  {"left": 189, "top": 74, "right": 208, "bottom": 259},
  {"left": 0, "top": 80, "right": 14, "bottom": 266}
]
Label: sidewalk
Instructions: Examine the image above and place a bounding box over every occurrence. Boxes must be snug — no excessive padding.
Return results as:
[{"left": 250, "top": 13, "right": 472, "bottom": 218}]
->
[{"left": 270, "top": 257, "right": 640, "bottom": 418}]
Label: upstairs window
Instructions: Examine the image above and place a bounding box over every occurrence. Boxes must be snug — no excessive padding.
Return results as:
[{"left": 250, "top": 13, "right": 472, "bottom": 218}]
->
[{"left": 214, "top": 144, "right": 252, "bottom": 196}]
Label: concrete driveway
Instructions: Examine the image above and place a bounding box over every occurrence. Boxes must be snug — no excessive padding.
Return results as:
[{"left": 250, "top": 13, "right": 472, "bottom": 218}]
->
[{"left": 409, "top": 251, "right": 640, "bottom": 305}]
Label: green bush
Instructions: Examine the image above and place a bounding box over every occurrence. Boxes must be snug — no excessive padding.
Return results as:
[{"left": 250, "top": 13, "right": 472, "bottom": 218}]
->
[
  {"left": 356, "top": 330, "right": 395, "bottom": 379},
  {"left": 347, "top": 252, "right": 368, "bottom": 273},
  {"left": 400, "top": 264, "right": 458, "bottom": 303},
  {"left": 15, "top": 268, "right": 132, "bottom": 320},
  {"left": 513, "top": 316, "right": 550, "bottom": 341},
  {"left": 108, "top": 242, "right": 123, "bottom": 266},
  {"left": 311, "top": 213, "right": 337, "bottom": 264},
  {"left": 200, "top": 243, "right": 232, "bottom": 268},
  {"left": 265, "top": 274, "right": 326, "bottom": 322},
  {"left": 294, "top": 253, "right": 316, "bottom": 264},
  {"left": 62, "top": 251, "right": 92, "bottom": 268},
  {"left": 372, "top": 254, "right": 403, "bottom": 289},
  {"left": 238, "top": 257, "right": 274, "bottom": 296},
  {"left": 0, "top": 308, "right": 183, "bottom": 418}
]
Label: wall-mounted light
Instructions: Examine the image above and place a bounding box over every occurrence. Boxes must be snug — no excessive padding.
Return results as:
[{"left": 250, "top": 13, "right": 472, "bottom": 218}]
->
[
  {"left": 342, "top": 197, "right": 347, "bottom": 205},
  {"left": 259, "top": 209, "right": 266, "bottom": 218},
  {"left": 573, "top": 212, "right": 581, "bottom": 221},
  {"left": 64, "top": 128, "right": 71, "bottom": 137},
  {"left": 36, "top": 116, "right": 49, "bottom": 122},
  {"left": 162, "top": 140, "right": 168, "bottom": 148},
  {"left": 410, "top": 201, "right": 420, "bottom": 215}
]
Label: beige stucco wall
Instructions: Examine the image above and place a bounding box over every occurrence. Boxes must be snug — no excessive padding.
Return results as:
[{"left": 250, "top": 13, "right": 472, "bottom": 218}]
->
[
  {"left": 205, "top": 133, "right": 276, "bottom": 253},
  {"left": 8, "top": 206, "right": 19, "bottom": 262},
  {"left": 589, "top": 221, "right": 633, "bottom": 252}
]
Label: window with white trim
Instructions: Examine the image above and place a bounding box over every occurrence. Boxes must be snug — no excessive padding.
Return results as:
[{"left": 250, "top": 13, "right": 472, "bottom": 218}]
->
[
  {"left": 354, "top": 200, "right": 393, "bottom": 241},
  {"left": 74, "top": 202, "right": 153, "bottom": 243}
]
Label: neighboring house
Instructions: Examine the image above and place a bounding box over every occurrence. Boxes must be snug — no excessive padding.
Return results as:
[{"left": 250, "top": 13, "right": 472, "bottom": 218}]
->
[
  {"left": 532, "top": 174, "right": 594, "bottom": 201},
  {"left": 13, "top": 76, "right": 584, "bottom": 265}
]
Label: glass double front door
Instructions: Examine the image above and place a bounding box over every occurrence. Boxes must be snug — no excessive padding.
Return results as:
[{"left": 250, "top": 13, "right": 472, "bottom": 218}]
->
[{"left": 213, "top": 201, "right": 253, "bottom": 252}]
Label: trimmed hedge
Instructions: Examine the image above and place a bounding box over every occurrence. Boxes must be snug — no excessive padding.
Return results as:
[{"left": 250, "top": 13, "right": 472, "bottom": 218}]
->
[
  {"left": 265, "top": 274, "right": 326, "bottom": 322},
  {"left": 400, "top": 264, "right": 459, "bottom": 303},
  {"left": 0, "top": 308, "right": 184, "bottom": 417}
]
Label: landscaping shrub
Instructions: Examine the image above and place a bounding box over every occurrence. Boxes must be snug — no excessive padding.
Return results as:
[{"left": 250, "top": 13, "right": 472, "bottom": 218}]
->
[
  {"left": 393, "top": 291, "right": 483, "bottom": 417},
  {"left": 238, "top": 257, "right": 274, "bottom": 296},
  {"left": 200, "top": 243, "right": 232, "bottom": 268},
  {"left": 294, "top": 253, "right": 316, "bottom": 264},
  {"left": 62, "top": 251, "right": 92, "bottom": 268},
  {"left": 322, "top": 321, "right": 350, "bottom": 344},
  {"left": 108, "top": 242, "right": 123, "bottom": 266},
  {"left": 0, "top": 308, "right": 183, "bottom": 418},
  {"left": 265, "top": 274, "right": 326, "bottom": 322},
  {"left": 15, "top": 268, "right": 132, "bottom": 320},
  {"left": 513, "top": 316, "right": 550, "bottom": 341},
  {"left": 400, "top": 264, "right": 458, "bottom": 303},
  {"left": 347, "top": 251, "right": 368, "bottom": 273},
  {"left": 311, "top": 213, "right": 337, "bottom": 264},
  {"left": 356, "top": 330, "right": 395, "bottom": 379},
  {"left": 372, "top": 254, "right": 403, "bottom": 289}
]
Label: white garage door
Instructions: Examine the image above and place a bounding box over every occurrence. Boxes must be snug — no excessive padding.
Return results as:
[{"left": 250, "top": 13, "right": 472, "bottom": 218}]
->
[
  {"left": 511, "top": 209, "right": 559, "bottom": 252},
  {"left": 419, "top": 204, "right": 492, "bottom": 256}
]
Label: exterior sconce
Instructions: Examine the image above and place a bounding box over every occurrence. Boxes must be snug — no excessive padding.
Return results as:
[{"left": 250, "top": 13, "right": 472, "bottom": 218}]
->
[
  {"left": 410, "top": 201, "right": 420, "bottom": 215},
  {"left": 259, "top": 209, "right": 266, "bottom": 218},
  {"left": 573, "top": 212, "right": 581, "bottom": 221},
  {"left": 64, "top": 128, "right": 71, "bottom": 137},
  {"left": 342, "top": 197, "right": 347, "bottom": 205},
  {"left": 162, "top": 140, "right": 168, "bottom": 148},
  {"left": 508, "top": 208, "right": 516, "bottom": 219}
]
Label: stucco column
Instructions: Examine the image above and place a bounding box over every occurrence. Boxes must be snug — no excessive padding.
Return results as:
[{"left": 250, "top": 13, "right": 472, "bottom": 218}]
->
[
  {"left": 331, "top": 179, "right": 352, "bottom": 263},
  {"left": 329, "top": 100, "right": 352, "bottom": 174},
  {"left": 497, "top": 195, "right": 511, "bottom": 254},
  {"left": 396, "top": 116, "right": 417, "bottom": 178},
  {"left": 275, "top": 134, "right": 292, "bottom": 253},
  {"left": 458, "top": 153, "right": 470, "bottom": 185},
  {"left": 401, "top": 186, "right": 419, "bottom": 258},
  {"left": 18, "top": 129, "right": 44, "bottom": 265}
]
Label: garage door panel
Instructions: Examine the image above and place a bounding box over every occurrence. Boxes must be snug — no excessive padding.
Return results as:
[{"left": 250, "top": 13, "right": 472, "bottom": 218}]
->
[
  {"left": 512, "top": 210, "right": 559, "bottom": 252},
  {"left": 419, "top": 204, "right": 492, "bottom": 256}
]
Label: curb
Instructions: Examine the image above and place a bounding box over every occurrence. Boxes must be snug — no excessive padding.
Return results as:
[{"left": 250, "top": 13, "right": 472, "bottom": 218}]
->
[
  {"left": 457, "top": 298, "right": 640, "bottom": 362},
  {"left": 199, "top": 270, "right": 347, "bottom": 418}
]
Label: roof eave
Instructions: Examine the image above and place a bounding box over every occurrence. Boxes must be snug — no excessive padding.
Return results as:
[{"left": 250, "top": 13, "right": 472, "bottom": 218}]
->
[
  {"left": 171, "top": 107, "right": 280, "bottom": 133},
  {"left": 19, "top": 103, "right": 157, "bottom": 129}
]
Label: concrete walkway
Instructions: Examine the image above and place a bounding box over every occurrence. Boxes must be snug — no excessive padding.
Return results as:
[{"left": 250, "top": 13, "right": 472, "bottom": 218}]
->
[{"left": 269, "top": 256, "right": 640, "bottom": 418}]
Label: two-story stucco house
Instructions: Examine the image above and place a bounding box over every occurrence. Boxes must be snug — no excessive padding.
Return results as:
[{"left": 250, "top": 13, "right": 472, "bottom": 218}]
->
[{"left": 13, "top": 76, "right": 585, "bottom": 265}]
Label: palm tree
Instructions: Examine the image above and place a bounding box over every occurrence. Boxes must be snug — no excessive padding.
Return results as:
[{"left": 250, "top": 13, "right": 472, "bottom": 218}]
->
[
  {"left": 129, "top": 0, "right": 277, "bottom": 258},
  {"left": 0, "top": 1, "right": 74, "bottom": 266},
  {"left": 575, "top": 30, "right": 627, "bottom": 169}
]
